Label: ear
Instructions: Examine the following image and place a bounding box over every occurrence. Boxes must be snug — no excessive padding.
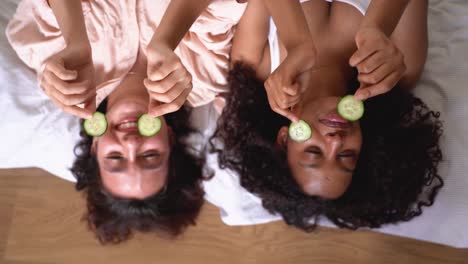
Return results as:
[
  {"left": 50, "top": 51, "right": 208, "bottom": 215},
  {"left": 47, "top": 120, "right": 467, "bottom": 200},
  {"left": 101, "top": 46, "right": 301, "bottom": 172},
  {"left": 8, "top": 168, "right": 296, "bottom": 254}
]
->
[{"left": 276, "top": 126, "right": 289, "bottom": 149}]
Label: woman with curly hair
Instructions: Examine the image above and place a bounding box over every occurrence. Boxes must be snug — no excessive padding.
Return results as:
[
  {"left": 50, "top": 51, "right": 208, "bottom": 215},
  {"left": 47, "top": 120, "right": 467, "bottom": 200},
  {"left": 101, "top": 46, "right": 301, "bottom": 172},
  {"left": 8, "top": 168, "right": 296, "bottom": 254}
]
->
[
  {"left": 212, "top": 0, "right": 444, "bottom": 231},
  {"left": 7, "top": 0, "right": 247, "bottom": 243}
]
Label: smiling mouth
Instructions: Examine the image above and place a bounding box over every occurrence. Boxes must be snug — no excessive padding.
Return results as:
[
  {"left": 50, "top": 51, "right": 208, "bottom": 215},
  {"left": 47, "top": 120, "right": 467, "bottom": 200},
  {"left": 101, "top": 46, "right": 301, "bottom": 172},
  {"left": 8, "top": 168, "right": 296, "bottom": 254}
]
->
[
  {"left": 319, "top": 119, "right": 352, "bottom": 129},
  {"left": 116, "top": 120, "right": 139, "bottom": 132}
]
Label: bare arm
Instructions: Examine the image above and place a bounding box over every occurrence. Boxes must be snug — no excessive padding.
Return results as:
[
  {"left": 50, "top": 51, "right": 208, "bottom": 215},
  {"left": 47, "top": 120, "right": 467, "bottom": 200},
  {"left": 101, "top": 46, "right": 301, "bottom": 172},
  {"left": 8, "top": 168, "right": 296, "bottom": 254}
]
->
[
  {"left": 349, "top": 0, "right": 411, "bottom": 101},
  {"left": 360, "top": 0, "right": 410, "bottom": 36},
  {"left": 262, "top": 0, "right": 313, "bottom": 51},
  {"left": 260, "top": 0, "right": 317, "bottom": 122},
  {"left": 231, "top": 0, "right": 270, "bottom": 69},
  {"left": 149, "top": 0, "right": 212, "bottom": 50}
]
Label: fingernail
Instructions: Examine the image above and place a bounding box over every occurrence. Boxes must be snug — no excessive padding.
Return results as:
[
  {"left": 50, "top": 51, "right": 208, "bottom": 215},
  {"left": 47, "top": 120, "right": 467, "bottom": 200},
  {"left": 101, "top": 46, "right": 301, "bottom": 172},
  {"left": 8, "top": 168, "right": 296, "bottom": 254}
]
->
[{"left": 354, "top": 93, "right": 365, "bottom": 101}]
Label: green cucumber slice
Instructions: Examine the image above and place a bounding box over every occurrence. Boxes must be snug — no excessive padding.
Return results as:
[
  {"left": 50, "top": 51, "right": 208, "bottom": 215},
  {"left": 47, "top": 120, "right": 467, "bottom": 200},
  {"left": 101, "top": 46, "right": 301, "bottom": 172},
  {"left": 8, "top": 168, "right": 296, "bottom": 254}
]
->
[
  {"left": 83, "top": 112, "right": 107, "bottom": 137},
  {"left": 138, "top": 114, "right": 162, "bottom": 137},
  {"left": 337, "top": 95, "right": 364, "bottom": 121},
  {"left": 289, "top": 120, "right": 312, "bottom": 142}
]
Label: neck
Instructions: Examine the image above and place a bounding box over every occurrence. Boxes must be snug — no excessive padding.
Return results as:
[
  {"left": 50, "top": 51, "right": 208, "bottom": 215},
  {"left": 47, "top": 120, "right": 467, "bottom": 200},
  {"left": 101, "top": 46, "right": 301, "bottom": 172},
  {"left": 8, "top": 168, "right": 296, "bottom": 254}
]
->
[
  {"left": 107, "top": 50, "right": 149, "bottom": 109},
  {"left": 302, "top": 63, "right": 351, "bottom": 102}
]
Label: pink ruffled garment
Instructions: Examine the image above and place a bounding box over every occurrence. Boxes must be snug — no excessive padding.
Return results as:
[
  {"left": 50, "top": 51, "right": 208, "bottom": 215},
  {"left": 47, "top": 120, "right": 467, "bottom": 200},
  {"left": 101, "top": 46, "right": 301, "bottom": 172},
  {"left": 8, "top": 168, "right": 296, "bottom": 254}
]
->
[{"left": 7, "top": 0, "right": 246, "bottom": 107}]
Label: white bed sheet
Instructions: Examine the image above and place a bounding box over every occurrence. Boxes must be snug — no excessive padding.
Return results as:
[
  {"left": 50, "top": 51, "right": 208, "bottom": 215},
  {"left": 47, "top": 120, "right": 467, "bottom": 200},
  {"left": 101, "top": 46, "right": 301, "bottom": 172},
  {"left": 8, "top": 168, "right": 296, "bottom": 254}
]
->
[
  {"left": 0, "top": 0, "right": 79, "bottom": 182},
  {"left": 1, "top": 0, "right": 467, "bottom": 248}
]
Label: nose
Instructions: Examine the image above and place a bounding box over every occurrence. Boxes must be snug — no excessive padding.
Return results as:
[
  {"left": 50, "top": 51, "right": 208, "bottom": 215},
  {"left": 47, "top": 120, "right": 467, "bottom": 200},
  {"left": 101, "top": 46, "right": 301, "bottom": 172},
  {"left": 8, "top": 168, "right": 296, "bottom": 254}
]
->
[
  {"left": 122, "top": 133, "right": 142, "bottom": 145},
  {"left": 121, "top": 133, "right": 142, "bottom": 161},
  {"left": 326, "top": 129, "right": 346, "bottom": 137},
  {"left": 324, "top": 130, "right": 346, "bottom": 142}
]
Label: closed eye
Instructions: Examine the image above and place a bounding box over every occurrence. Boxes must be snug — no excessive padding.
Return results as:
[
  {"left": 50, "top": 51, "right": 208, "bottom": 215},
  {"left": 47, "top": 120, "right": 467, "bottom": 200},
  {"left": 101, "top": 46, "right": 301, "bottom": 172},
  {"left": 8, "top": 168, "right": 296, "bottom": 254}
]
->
[
  {"left": 141, "top": 152, "right": 160, "bottom": 159},
  {"left": 106, "top": 154, "right": 123, "bottom": 160},
  {"left": 305, "top": 147, "right": 322, "bottom": 155},
  {"left": 337, "top": 150, "right": 357, "bottom": 159}
]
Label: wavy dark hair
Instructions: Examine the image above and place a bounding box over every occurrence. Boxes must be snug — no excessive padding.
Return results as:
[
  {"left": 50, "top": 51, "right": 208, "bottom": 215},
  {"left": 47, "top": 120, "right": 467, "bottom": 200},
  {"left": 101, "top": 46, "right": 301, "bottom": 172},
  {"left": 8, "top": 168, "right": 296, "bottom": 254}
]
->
[
  {"left": 212, "top": 62, "right": 444, "bottom": 231},
  {"left": 71, "top": 99, "right": 205, "bottom": 244}
]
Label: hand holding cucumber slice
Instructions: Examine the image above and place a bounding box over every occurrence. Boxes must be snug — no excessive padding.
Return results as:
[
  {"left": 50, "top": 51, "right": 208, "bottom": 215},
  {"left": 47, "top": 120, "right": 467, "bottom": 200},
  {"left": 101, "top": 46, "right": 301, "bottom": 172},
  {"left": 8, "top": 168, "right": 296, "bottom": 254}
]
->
[
  {"left": 289, "top": 120, "right": 312, "bottom": 142},
  {"left": 138, "top": 114, "right": 162, "bottom": 137},
  {"left": 337, "top": 95, "right": 364, "bottom": 121},
  {"left": 83, "top": 112, "right": 107, "bottom": 137}
]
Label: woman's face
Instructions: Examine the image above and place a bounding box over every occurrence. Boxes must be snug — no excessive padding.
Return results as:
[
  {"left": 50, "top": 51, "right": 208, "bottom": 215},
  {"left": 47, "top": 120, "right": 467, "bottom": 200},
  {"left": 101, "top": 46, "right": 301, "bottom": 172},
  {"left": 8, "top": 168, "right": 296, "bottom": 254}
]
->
[
  {"left": 92, "top": 76, "right": 171, "bottom": 200},
  {"left": 278, "top": 96, "right": 362, "bottom": 199}
]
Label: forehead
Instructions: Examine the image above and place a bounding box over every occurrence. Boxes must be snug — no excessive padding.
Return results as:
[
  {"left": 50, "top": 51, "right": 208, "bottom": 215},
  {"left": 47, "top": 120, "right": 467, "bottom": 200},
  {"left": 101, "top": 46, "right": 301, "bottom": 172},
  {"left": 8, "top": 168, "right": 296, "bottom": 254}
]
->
[{"left": 290, "top": 163, "right": 352, "bottom": 199}]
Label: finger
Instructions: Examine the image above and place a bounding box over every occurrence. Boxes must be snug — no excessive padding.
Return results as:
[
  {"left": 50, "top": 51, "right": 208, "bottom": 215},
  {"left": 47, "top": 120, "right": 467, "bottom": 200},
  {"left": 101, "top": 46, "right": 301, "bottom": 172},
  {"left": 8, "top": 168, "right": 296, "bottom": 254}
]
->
[
  {"left": 355, "top": 51, "right": 388, "bottom": 74},
  {"left": 147, "top": 59, "right": 181, "bottom": 82},
  {"left": 83, "top": 93, "right": 97, "bottom": 115},
  {"left": 265, "top": 86, "right": 299, "bottom": 123},
  {"left": 274, "top": 86, "right": 300, "bottom": 109},
  {"left": 148, "top": 82, "right": 191, "bottom": 104},
  {"left": 43, "top": 71, "right": 89, "bottom": 95},
  {"left": 148, "top": 86, "right": 191, "bottom": 117},
  {"left": 144, "top": 68, "right": 190, "bottom": 94},
  {"left": 45, "top": 60, "right": 77, "bottom": 81},
  {"left": 64, "top": 105, "right": 94, "bottom": 119},
  {"left": 283, "top": 83, "right": 299, "bottom": 96},
  {"left": 49, "top": 81, "right": 95, "bottom": 106},
  {"left": 48, "top": 93, "right": 93, "bottom": 119},
  {"left": 349, "top": 44, "right": 379, "bottom": 67},
  {"left": 354, "top": 71, "right": 401, "bottom": 101},
  {"left": 358, "top": 62, "right": 396, "bottom": 85}
]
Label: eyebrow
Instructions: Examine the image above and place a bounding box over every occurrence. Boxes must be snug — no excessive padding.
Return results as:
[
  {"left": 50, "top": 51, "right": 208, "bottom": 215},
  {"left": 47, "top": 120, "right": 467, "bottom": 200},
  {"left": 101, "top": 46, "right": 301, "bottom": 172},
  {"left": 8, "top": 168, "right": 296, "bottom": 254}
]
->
[
  {"left": 103, "top": 162, "right": 162, "bottom": 174},
  {"left": 299, "top": 162, "right": 354, "bottom": 174}
]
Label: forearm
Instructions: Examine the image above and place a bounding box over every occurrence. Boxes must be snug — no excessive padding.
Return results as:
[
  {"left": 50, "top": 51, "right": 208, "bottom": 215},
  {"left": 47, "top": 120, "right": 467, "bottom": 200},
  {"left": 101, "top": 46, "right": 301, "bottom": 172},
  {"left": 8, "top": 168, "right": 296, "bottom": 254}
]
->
[
  {"left": 262, "top": 0, "right": 312, "bottom": 51},
  {"left": 150, "top": 0, "right": 212, "bottom": 50},
  {"left": 49, "top": 0, "right": 90, "bottom": 48},
  {"left": 231, "top": 0, "right": 269, "bottom": 67},
  {"left": 361, "top": 0, "right": 410, "bottom": 36}
]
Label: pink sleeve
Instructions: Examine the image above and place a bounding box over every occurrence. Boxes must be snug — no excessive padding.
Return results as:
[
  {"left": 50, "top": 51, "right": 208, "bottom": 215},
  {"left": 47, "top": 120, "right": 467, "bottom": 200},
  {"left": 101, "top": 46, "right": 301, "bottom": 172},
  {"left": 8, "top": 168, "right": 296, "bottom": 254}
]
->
[{"left": 6, "top": 0, "right": 65, "bottom": 73}]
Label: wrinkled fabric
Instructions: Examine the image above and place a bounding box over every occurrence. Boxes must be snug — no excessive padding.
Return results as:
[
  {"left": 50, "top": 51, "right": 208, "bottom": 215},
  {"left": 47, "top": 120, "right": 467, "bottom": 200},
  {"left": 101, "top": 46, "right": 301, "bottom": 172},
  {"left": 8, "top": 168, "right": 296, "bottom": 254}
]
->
[{"left": 6, "top": 0, "right": 246, "bottom": 107}]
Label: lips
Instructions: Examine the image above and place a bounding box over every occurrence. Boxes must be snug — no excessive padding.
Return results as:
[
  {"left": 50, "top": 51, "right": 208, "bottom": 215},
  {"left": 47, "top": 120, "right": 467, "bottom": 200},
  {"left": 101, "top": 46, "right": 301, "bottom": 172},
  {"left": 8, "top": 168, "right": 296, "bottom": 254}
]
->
[
  {"left": 115, "top": 117, "right": 139, "bottom": 132},
  {"left": 319, "top": 119, "right": 352, "bottom": 129}
]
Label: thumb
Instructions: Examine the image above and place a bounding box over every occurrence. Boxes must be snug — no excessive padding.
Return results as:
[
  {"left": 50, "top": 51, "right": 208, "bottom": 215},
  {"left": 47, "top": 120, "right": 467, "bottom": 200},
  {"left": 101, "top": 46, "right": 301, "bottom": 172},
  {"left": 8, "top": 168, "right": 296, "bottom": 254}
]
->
[
  {"left": 354, "top": 83, "right": 370, "bottom": 101},
  {"left": 84, "top": 95, "right": 96, "bottom": 114},
  {"left": 148, "top": 99, "right": 162, "bottom": 118}
]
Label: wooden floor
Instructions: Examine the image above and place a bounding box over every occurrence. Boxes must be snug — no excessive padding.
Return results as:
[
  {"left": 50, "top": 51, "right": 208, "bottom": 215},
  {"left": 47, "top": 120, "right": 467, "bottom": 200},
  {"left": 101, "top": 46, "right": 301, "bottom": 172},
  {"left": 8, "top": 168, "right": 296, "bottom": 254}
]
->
[{"left": 0, "top": 168, "right": 467, "bottom": 264}]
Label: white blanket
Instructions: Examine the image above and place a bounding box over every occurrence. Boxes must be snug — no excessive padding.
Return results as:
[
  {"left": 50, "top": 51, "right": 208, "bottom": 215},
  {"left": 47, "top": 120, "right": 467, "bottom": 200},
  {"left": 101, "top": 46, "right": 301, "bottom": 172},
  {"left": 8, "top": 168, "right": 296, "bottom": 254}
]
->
[{"left": 1, "top": 0, "right": 467, "bottom": 248}]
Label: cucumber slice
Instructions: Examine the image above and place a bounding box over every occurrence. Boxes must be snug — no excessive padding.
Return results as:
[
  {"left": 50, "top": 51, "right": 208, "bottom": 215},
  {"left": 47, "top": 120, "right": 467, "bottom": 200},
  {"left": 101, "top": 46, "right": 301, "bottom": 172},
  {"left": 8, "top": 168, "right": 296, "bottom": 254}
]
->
[
  {"left": 289, "top": 120, "right": 312, "bottom": 142},
  {"left": 337, "top": 95, "right": 364, "bottom": 121},
  {"left": 83, "top": 112, "right": 107, "bottom": 137},
  {"left": 138, "top": 114, "right": 162, "bottom": 137}
]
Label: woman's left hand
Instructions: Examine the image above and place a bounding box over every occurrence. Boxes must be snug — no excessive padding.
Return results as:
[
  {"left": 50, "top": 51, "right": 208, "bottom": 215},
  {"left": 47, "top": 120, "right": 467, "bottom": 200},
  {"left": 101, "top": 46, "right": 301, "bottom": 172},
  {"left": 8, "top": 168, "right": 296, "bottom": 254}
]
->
[
  {"left": 145, "top": 41, "right": 192, "bottom": 117},
  {"left": 349, "top": 27, "right": 406, "bottom": 101}
]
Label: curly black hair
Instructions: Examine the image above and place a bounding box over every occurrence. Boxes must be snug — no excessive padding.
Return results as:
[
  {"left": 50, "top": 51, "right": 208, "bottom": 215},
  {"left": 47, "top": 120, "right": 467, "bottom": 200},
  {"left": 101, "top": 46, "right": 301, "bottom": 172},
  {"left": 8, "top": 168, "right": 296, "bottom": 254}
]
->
[
  {"left": 71, "top": 99, "right": 205, "bottom": 244},
  {"left": 211, "top": 62, "right": 444, "bottom": 231}
]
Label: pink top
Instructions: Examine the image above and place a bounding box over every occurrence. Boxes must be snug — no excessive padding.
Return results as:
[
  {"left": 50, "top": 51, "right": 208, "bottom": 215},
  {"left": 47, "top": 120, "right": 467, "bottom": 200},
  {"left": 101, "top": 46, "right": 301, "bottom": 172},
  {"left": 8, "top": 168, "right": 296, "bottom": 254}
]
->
[{"left": 6, "top": 0, "right": 246, "bottom": 107}]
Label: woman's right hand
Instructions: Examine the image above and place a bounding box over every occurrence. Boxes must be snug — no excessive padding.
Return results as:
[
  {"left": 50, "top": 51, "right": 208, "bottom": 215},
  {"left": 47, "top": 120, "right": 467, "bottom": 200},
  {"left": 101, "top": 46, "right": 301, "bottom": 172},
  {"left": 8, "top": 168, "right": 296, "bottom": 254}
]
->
[
  {"left": 39, "top": 44, "right": 96, "bottom": 119},
  {"left": 264, "top": 40, "right": 316, "bottom": 123}
]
